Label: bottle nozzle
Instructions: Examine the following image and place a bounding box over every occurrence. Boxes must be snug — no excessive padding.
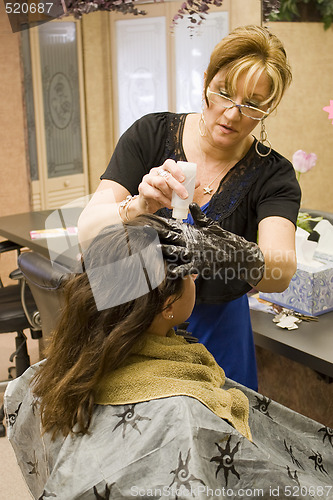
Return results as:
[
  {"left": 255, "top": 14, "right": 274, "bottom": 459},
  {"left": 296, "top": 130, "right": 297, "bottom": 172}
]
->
[{"left": 172, "top": 207, "right": 189, "bottom": 220}]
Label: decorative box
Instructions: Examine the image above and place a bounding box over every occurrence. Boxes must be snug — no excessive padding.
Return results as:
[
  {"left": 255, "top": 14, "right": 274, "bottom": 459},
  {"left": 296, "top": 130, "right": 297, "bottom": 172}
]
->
[{"left": 259, "top": 262, "right": 333, "bottom": 316}]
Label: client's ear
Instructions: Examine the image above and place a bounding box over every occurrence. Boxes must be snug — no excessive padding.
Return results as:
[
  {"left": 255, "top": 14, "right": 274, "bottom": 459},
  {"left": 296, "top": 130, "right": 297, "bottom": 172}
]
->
[{"left": 161, "top": 296, "right": 176, "bottom": 321}]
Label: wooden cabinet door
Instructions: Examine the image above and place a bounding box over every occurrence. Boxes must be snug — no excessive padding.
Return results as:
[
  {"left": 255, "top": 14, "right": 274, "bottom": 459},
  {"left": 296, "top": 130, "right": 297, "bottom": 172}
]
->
[{"left": 23, "top": 19, "right": 88, "bottom": 210}]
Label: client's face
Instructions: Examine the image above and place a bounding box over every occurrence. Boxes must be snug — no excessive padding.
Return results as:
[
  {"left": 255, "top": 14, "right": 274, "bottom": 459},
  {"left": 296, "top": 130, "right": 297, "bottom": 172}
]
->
[{"left": 172, "top": 274, "right": 197, "bottom": 324}]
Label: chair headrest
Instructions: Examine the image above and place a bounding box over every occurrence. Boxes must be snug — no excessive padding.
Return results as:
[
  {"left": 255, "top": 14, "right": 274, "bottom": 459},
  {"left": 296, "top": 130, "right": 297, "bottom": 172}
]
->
[{"left": 18, "top": 252, "right": 72, "bottom": 291}]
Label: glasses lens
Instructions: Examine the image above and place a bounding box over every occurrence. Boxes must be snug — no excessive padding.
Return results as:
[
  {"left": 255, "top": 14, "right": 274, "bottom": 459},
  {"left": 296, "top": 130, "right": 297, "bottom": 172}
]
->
[
  {"left": 208, "top": 89, "right": 268, "bottom": 120},
  {"left": 241, "top": 106, "right": 266, "bottom": 119},
  {"left": 209, "top": 92, "right": 234, "bottom": 108}
]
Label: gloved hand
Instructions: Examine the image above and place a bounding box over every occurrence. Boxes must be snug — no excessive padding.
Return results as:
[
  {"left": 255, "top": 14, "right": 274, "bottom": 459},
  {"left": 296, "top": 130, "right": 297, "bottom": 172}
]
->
[{"left": 158, "top": 203, "right": 265, "bottom": 286}]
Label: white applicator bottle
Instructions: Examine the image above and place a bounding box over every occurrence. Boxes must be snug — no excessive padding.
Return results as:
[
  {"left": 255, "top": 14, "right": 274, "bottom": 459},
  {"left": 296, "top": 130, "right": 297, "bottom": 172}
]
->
[{"left": 171, "top": 161, "right": 197, "bottom": 220}]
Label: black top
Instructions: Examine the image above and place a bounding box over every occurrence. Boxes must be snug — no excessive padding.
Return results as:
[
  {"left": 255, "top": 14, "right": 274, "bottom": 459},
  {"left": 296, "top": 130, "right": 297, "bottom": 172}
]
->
[{"left": 101, "top": 112, "right": 301, "bottom": 303}]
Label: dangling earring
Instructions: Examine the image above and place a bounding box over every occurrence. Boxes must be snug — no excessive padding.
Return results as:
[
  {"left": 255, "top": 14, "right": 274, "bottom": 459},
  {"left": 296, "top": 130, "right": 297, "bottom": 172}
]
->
[
  {"left": 199, "top": 111, "right": 207, "bottom": 137},
  {"left": 255, "top": 120, "right": 272, "bottom": 157}
]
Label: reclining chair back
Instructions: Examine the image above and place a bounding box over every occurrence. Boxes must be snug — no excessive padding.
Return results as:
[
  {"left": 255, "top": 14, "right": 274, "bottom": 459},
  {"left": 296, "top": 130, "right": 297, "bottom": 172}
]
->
[{"left": 18, "top": 252, "right": 71, "bottom": 354}]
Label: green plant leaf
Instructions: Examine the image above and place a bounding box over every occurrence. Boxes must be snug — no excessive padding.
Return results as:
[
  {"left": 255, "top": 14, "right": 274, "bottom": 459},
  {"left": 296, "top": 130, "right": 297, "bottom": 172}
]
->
[
  {"left": 297, "top": 212, "right": 323, "bottom": 232},
  {"left": 267, "top": 0, "right": 332, "bottom": 29},
  {"left": 323, "top": 15, "right": 331, "bottom": 28}
]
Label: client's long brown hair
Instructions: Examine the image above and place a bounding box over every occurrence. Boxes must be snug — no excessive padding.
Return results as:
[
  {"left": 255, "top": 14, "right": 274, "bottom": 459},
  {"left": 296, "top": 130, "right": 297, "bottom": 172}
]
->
[{"left": 31, "top": 215, "right": 185, "bottom": 438}]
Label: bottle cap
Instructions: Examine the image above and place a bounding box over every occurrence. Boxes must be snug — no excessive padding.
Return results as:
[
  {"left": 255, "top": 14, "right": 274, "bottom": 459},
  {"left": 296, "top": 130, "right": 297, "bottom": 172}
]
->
[{"left": 172, "top": 207, "right": 188, "bottom": 220}]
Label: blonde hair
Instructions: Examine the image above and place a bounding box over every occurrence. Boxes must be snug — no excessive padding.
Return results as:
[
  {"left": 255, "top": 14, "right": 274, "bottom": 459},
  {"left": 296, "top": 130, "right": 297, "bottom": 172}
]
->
[{"left": 204, "top": 25, "right": 292, "bottom": 112}]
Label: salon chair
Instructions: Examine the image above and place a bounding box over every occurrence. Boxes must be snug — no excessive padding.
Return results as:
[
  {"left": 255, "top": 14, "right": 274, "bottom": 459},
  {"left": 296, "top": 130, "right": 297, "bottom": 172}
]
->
[
  {"left": 17, "top": 251, "right": 71, "bottom": 347},
  {"left": 0, "top": 241, "right": 42, "bottom": 437},
  {"left": 18, "top": 252, "right": 72, "bottom": 359},
  {"left": 1, "top": 249, "right": 71, "bottom": 436}
]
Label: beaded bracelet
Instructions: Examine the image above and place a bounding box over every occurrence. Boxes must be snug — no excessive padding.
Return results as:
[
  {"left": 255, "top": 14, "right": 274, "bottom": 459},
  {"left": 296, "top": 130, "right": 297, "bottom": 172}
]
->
[{"left": 117, "top": 195, "right": 139, "bottom": 223}]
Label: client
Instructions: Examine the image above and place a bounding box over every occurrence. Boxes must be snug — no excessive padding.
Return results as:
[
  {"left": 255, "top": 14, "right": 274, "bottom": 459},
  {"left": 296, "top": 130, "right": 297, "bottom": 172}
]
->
[{"left": 4, "top": 212, "right": 333, "bottom": 499}]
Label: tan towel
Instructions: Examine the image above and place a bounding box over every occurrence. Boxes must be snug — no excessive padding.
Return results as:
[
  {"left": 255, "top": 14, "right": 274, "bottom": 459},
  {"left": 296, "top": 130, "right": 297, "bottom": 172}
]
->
[{"left": 95, "top": 330, "right": 252, "bottom": 440}]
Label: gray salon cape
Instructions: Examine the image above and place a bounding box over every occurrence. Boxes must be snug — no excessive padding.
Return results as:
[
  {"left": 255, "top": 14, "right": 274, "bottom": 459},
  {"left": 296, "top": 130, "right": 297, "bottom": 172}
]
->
[{"left": 4, "top": 363, "right": 333, "bottom": 500}]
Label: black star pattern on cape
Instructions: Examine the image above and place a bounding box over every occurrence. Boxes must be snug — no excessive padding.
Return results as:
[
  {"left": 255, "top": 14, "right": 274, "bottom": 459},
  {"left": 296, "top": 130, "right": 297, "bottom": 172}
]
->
[
  {"left": 27, "top": 450, "right": 39, "bottom": 476},
  {"left": 318, "top": 426, "right": 333, "bottom": 446},
  {"left": 112, "top": 404, "right": 151, "bottom": 438},
  {"left": 169, "top": 449, "right": 205, "bottom": 498},
  {"left": 6, "top": 402, "right": 22, "bottom": 427},
  {"left": 93, "top": 483, "right": 115, "bottom": 499},
  {"left": 286, "top": 466, "right": 300, "bottom": 487},
  {"left": 284, "top": 439, "right": 304, "bottom": 469},
  {"left": 253, "top": 395, "right": 272, "bottom": 418},
  {"left": 309, "top": 451, "right": 328, "bottom": 475},
  {"left": 210, "top": 435, "right": 240, "bottom": 487}
]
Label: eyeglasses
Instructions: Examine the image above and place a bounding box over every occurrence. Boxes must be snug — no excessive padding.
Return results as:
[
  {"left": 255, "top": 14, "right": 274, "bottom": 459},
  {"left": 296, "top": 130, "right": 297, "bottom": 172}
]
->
[{"left": 206, "top": 87, "right": 269, "bottom": 121}]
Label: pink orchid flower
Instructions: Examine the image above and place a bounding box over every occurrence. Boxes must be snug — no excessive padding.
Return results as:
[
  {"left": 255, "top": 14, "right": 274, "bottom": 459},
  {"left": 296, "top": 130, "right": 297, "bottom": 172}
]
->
[
  {"left": 323, "top": 100, "right": 333, "bottom": 124},
  {"left": 292, "top": 150, "right": 317, "bottom": 180}
]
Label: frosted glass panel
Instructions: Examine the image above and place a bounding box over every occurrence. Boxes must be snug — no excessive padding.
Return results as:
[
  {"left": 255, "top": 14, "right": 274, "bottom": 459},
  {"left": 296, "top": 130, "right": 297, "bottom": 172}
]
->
[
  {"left": 38, "top": 22, "right": 83, "bottom": 178},
  {"left": 175, "top": 12, "right": 229, "bottom": 113},
  {"left": 116, "top": 17, "right": 168, "bottom": 136},
  {"left": 21, "top": 29, "right": 38, "bottom": 181}
]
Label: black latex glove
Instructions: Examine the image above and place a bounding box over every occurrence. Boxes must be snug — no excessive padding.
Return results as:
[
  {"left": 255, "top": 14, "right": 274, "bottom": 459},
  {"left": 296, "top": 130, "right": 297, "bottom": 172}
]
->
[{"left": 158, "top": 203, "right": 265, "bottom": 286}]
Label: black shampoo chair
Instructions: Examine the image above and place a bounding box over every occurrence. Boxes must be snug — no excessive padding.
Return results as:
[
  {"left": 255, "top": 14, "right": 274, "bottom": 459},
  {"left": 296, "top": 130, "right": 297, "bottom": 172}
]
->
[
  {"left": 17, "top": 251, "right": 71, "bottom": 347},
  {"left": 1, "top": 251, "right": 71, "bottom": 436}
]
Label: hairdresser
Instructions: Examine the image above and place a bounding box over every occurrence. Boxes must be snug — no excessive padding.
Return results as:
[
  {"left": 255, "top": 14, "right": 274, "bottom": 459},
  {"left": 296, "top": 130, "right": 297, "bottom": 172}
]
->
[{"left": 78, "top": 25, "right": 301, "bottom": 390}]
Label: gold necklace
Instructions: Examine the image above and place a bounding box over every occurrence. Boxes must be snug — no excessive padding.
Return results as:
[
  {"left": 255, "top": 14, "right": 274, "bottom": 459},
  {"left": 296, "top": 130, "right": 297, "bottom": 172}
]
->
[
  {"left": 202, "top": 163, "right": 232, "bottom": 195},
  {"left": 198, "top": 130, "right": 232, "bottom": 195}
]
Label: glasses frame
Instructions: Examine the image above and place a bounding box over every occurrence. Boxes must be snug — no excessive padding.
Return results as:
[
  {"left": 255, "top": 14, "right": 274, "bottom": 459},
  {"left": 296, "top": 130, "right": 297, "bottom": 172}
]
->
[{"left": 206, "top": 87, "right": 270, "bottom": 121}]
